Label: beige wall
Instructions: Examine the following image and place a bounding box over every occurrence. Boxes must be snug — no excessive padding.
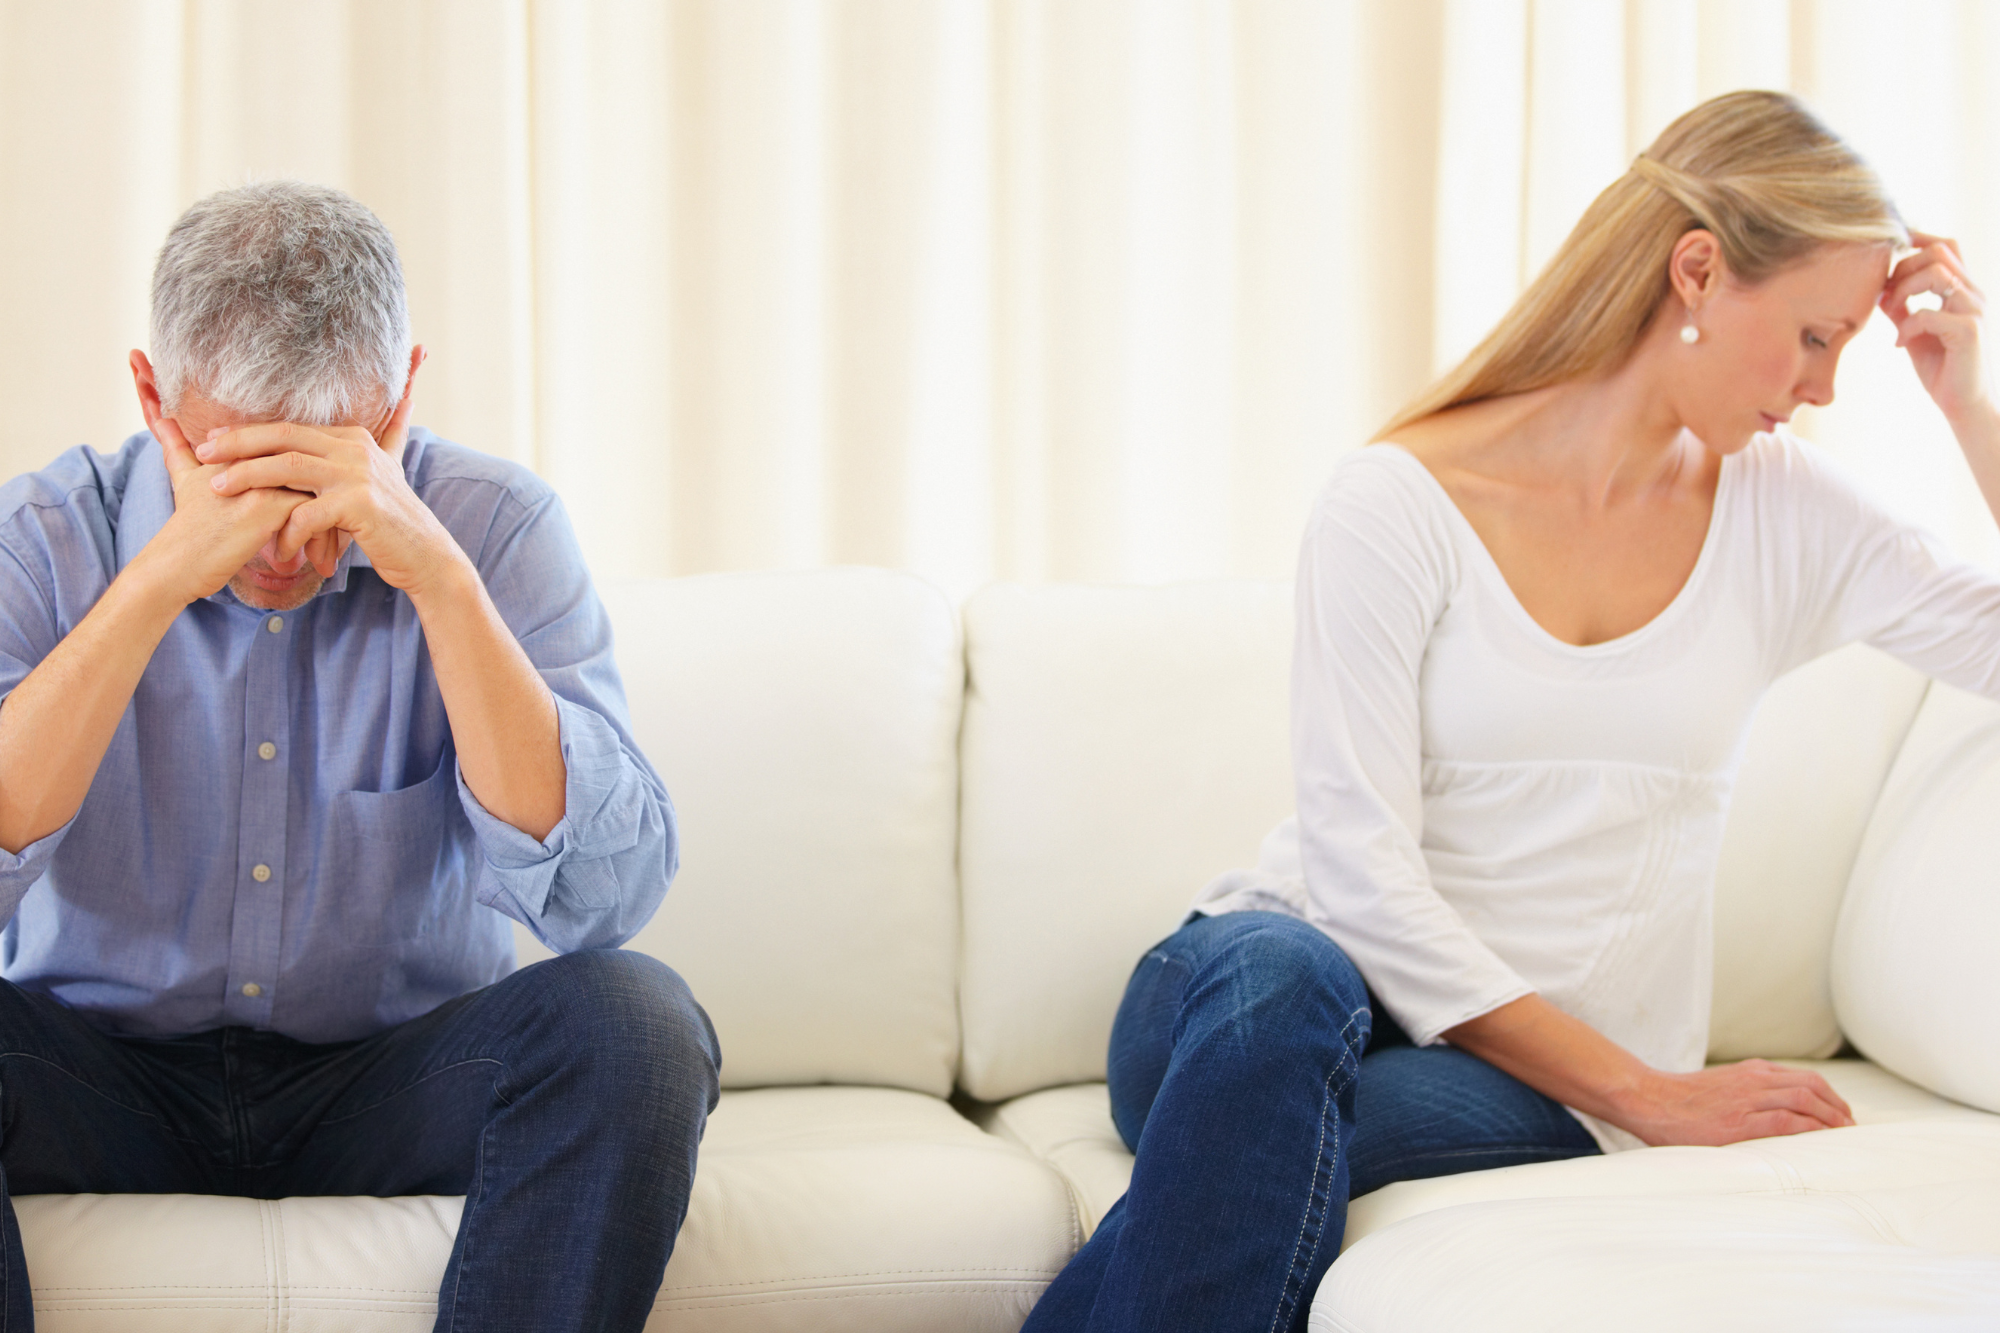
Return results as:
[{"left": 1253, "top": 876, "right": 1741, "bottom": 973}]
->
[{"left": 1, "top": 0, "right": 1996, "bottom": 592}]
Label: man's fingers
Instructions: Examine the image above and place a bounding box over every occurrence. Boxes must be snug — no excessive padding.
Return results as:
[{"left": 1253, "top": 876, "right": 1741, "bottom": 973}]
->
[
  {"left": 210, "top": 452, "right": 340, "bottom": 496},
  {"left": 380, "top": 368, "right": 418, "bottom": 460},
  {"left": 274, "top": 500, "right": 340, "bottom": 566},
  {"left": 153, "top": 417, "right": 202, "bottom": 479},
  {"left": 303, "top": 529, "right": 339, "bottom": 579},
  {"left": 196, "top": 421, "right": 361, "bottom": 464}
]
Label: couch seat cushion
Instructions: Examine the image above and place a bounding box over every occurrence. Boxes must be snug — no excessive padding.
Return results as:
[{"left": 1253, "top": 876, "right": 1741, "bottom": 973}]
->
[
  {"left": 987, "top": 1060, "right": 1992, "bottom": 1247},
  {"left": 1312, "top": 1183, "right": 2000, "bottom": 1332},
  {"left": 20, "top": 1086, "right": 1075, "bottom": 1332}
]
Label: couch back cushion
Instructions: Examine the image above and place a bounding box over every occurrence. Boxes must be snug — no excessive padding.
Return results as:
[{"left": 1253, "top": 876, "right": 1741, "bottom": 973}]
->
[
  {"left": 518, "top": 570, "right": 964, "bottom": 1096},
  {"left": 957, "top": 580, "right": 1929, "bottom": 1101},
  {"left": 1833, "top": 681, "right": 2000, "bottom": 1112},
  {"left": 1707, "top": 645, "right": 1930, "bottom": 1060},
  {"left": 958, "top": 582, "right": 1297, "bottom": 1100}
]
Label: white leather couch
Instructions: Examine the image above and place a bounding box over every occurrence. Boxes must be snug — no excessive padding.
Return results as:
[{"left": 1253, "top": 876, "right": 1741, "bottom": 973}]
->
[{"left": 22, "top": 569, "right": 2000, "bottom": 1330}]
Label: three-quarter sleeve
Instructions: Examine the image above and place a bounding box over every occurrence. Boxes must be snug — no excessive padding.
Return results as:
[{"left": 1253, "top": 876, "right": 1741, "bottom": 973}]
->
[
  {"left": 1290, "top": 455, "right": 1534, "bottom": 1046},
  {"left": 452, "top": 485, "right": 677, "bottom": 953},
  {"left": 1771, "top": 435, "right": 2000, "bottom": 698}
]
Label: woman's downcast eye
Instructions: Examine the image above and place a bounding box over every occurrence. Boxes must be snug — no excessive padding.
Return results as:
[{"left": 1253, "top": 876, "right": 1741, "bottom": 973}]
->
[{"left": 1804, "top": 331, "right": 1830, "bottom": 349}]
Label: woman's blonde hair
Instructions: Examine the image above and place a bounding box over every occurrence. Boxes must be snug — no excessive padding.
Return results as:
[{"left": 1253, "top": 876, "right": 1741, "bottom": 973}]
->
[{"left": 1377, "top": 90, "right": 1906, "bottom": 439}]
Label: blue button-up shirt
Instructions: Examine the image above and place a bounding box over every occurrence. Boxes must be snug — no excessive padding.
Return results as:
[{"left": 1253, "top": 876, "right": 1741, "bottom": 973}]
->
[{"left": 0, "top": 429, "right": 675, "bottom": 1042}]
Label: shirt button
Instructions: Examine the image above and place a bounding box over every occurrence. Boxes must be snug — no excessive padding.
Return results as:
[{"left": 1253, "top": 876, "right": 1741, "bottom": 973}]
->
[
  {"left": 241, "top": 982, "right": 263, "bottom": 998},
  {"left": 252, "top": 863, "right": 272, "bottom": 882},
  {"left": 257, "top": 741, "right": 277, "bottom": 761},
  {"left": 266, "top": 615, "right": 284, "bottom": 633}
]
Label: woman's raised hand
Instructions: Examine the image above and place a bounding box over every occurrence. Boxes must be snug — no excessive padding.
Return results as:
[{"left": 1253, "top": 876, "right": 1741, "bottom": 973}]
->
[{"left": 1884, "top": 231, "right": 1990, "bottom": 423}]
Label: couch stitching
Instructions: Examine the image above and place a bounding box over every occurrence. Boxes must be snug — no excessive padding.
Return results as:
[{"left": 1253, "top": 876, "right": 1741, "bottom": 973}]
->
[
  {"left": 661, "top": 1266, "right": 1063, "bottom": 1290},
  {"left": 255, "top": 1198, "right": 276, "bottom": 1333},
  {"left": 658, "top": 1280, "right": 1052, "bottom": 1311},
  {"left": 272, "top": 1200, "right": 291, "bottom": 1333}
]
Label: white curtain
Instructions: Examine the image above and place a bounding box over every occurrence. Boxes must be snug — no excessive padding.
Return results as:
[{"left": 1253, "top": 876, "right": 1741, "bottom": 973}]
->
[{"left": 3, "top": 0, "right": 1996, "bottom": 594}]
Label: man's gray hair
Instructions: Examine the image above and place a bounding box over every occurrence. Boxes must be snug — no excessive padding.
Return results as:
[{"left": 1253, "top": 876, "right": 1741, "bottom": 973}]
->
[{"left": 150, "top": 181, "right": 411, "bottom": 425}]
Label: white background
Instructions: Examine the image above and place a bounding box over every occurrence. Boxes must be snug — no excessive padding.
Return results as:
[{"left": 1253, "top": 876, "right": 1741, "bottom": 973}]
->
[{"left": 2, "top": 0, "right": 1996, "bottom": 593}]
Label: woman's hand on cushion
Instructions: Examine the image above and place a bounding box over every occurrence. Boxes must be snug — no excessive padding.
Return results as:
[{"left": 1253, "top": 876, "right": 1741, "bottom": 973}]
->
[{"left": 1618, "top": 1058, "right": 1854, "bottom": 1147}]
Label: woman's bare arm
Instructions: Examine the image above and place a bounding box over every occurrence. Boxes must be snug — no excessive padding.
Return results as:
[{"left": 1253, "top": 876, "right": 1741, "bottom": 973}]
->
[{"left": 1443, "top": 993, "right": 1853, "bottom": 1146}]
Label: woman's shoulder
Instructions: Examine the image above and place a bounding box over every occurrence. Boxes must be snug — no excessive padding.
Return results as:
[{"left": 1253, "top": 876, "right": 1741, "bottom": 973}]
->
[
  {"left": 1730, "top": 428, "right": 1883, "bottom": 526},
  {"left": 1301, "top": 445, "right": 1463, "bottom": 588},
  {"left": 1312, "top": 444, "right": 1453, "bottom": 533},
  {"left": 1324, "top": 441, "right": 1444, "bottom": 498}
]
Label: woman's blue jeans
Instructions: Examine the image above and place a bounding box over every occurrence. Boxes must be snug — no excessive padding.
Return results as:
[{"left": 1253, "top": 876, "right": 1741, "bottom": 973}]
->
[
  {"left": 1023, "top": 910, "right": 1599, "bottom": 1333},
  {"left": 0, "top": 949, "right": 720, "bottom": 1333}
]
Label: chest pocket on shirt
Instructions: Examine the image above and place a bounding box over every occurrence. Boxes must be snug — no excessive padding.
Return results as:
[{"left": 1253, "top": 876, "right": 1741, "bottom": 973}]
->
[{"left": 327, "top": 756, "right": 464, "bottom": 902}]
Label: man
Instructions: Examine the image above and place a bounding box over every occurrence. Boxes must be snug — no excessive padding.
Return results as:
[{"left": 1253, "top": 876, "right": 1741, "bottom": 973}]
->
[{"left": 0, "top": 181, "right": 718, "bottom": 1330}]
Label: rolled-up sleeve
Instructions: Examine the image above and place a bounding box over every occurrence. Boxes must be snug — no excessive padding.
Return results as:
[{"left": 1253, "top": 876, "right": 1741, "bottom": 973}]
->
[
  {"left": 448, "top": 483, "right": 677, "bottom": 953},
  {"left": 0, "top": 510, "right": 99, "bottom": 920}
]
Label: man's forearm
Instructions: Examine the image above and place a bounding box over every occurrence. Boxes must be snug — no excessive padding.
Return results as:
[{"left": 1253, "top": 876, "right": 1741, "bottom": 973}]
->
[
  {"left": 407, "top": 557, "right": 566, "bottom": 842},
  {"left": 0, "top": 561, "right": 185, "bottom": 853}
]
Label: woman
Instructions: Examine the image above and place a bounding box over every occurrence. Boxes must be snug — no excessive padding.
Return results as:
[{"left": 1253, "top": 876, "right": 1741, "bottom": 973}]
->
[{"left": 1023, "top": 90, "right": 1998, "bottom": 1333}]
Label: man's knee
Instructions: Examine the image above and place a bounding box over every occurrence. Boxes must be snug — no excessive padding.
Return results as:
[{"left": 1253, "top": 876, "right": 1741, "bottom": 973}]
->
[{"left": 512, "top": 950, "right": 721, "bottom": 1120}]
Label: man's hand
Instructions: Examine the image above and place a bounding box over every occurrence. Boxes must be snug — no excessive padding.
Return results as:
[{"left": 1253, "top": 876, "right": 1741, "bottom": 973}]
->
[
  {"left": 196, "top": 389, "right": 466, "bottom": 597},
  {"left": 134, "top": 417, "right": 317, "bottom": 606}
]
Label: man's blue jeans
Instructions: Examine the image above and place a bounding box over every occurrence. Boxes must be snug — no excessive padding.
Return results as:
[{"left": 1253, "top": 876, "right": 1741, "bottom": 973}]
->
[
  {"left": 0, "top": 949, "right": 720, "bottom": 1333},
  {"left": 1023, "top": 910, "right": 1599, "bottom": 1333}
]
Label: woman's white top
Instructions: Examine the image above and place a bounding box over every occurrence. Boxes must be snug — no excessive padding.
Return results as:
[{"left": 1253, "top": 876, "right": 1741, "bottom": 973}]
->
[{"left": 1192, "top": 432, "right": 2000, "bottom": 1151}]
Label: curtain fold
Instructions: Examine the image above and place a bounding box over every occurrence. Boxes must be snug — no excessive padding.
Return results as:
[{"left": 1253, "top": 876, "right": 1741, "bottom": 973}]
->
[{"left": 1, "top": 0, "right": 1994, "bottom": 592}]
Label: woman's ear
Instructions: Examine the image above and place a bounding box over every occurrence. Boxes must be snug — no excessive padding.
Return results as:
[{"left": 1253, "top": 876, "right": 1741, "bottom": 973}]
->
[{"left": 1669, "top": 230, "right": 1723, "bottom": 311}]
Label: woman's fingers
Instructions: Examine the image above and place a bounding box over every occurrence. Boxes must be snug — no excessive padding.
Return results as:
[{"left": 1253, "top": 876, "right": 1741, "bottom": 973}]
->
[
  {"left": 1885, "top": 245, "right": 1974, "bottom": 317},
  {"left": 1806, "top": 1071, "right": 1854, "bottom": 1121},
  {"left": 1748, "top": 1067, "right": 1853, "bottom": 1128},
  {"left": 1749, "top": 1109, "right": 1832, "bottom": 1139},
  {"left": 1909, "top": 229, "right": 1964, "bottom": 262},
  {"left": 1893, "top": 307, "right": 1976, "bottom": 350}
]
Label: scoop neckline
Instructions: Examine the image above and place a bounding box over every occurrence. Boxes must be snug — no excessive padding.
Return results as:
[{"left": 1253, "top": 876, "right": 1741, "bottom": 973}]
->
[{"left": 1371, "top": 440, "right": 1735, "bottom": 658}]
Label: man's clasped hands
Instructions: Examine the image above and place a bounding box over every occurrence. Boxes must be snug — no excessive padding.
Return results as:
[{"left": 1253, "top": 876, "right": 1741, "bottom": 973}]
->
[{"left": 141, "top": 352, "right": 465, "bottom": 610}]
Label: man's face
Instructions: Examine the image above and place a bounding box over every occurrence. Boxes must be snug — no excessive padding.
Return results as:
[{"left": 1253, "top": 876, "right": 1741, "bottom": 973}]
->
[{"left": 167, "top": 392, "right": 374, "bottom": 612}]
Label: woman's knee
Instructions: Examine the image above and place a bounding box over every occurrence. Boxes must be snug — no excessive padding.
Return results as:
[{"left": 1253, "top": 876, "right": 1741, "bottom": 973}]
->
[
  {"left": 1146, "top": 912, "right": 1374, "bottom": 1081},
  {"left": 1191, "top": 913, "right": 1369, "bottom": 1022}
]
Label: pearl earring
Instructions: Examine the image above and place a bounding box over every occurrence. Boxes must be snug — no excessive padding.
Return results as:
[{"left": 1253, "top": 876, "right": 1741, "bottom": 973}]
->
[{"left": 1680, "top": 318, "right": 1700, "bottom": 345}]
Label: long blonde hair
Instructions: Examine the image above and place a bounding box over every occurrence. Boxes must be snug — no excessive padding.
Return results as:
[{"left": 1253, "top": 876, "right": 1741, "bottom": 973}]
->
[{"left": 1377, "top": 90, "right": 1907, "bottom": 439}]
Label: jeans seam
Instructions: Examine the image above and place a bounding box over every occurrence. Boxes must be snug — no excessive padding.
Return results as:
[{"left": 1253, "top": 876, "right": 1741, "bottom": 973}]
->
[
  {"left": 315, "top": 1058, "right": 508, "bottom": 1126},
  {"left": 1269, "top": 1003, "right": 1367, "bottom": 1333},
  {"left": 446, "top": 1106, "right": 499, "bottom": 1333},
  {"left": 0, "top": 1050, "right": 210, "bottom": 1153},
  {"left": 2, "top": 1150, "right": 10, "bottom": 1333}
]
